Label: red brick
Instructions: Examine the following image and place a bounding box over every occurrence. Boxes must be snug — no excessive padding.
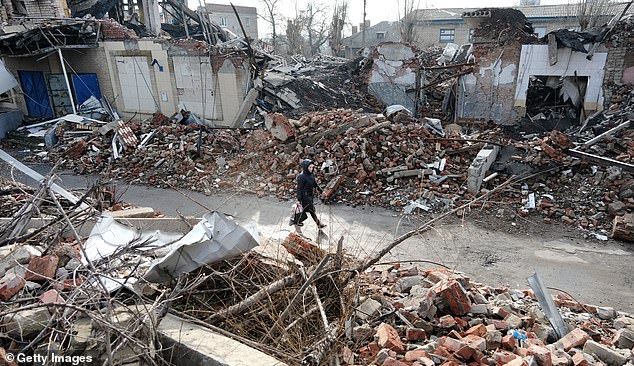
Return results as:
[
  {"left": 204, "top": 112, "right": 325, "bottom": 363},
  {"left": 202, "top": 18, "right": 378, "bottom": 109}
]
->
[
  {"left": 525, "top": 338, "right": 546, "bottom": 348},
  {"left": 25, "top": 255, "right": 59, "bottom": 281},
  {"left": 383, "top": 357, "right": 408, "bottom": 366},
  {"left": 455, "top": 345, "right": 475, "bottom": 360},
  {"left": 492, "top": 306, "right": 510, "bottom": 318},
  {"left": 377, "top": 323, "right": 404, "bottom": 353},
  {"left": 527, "top": 345, "right": 552, "bottom": 366},
  {"left": 439, "top": 314, "right": 457, "bottom": 328},
  {"left": 557, "top": 328, "right": 590, "bottom": 351},
  {"left": 551, "top": 352, "right": 569, "bottom": 366},
  {"left": 454, "top": 316, "right": 468, "bottom": 329},
  {"left": 415, "top": 356, "right": 435, "bottom": 366},
  {"left": 281, "top": 233, "right": 325, "bottom": 265},
  {"left": 493, "top": 351, "right": 522, "bottom": 365},
  {"left": 463, "top": 334, "right": 487, "bottom": 352},
  {"left": 502, "top": 334, "right": 517, "bottom": 350},
  {"left": 38, "top": 289, "right": 65, "bottom": 305},
  {"left": 434, "top": 279, "right": 472, "bottom": 316},
  {"left": 492, "top": 320, "right": 510, "bottom": 330},
  {"left": 322, "top": 175, "right": 345, "bottom": 200},
  {"left": 572, "top": 352, "right": 590, "bottom": 366},
  {"left": 405, "top": 349, "right": 430, "bottom": 362},
  {"left": 0, "top": 273, "right": 26, "bottom": 301},
  {"left": 359, "top": 341, "right": 380, "bottom": 359},
  {"left": 406, "top": 328, "right": 427, "bottom": 341},
  {"left": 465, "top": 324, "right": 487, "bottom": 337},
  {"left": 440, "top": 336, "right": 466, "bottom": 352},
  {"left": 503, "top": 358, "right": 528, "bottom": 366}
]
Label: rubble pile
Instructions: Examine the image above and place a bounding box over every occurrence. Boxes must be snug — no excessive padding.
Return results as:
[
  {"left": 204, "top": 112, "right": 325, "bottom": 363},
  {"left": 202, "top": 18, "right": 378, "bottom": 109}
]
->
[
  {"left": 45, "top": 113, "right": 243, "bottom": 192},
  {"left": 10, "top": 100, "right": 632, "bottom": 236},
  {"left": 349, "top": 264, "right": 634, "bottom": 366},
  {"left": 0, "top": 179, "right": 166, "bottom": 365},
  {"left": 469, "top": 8, "right": 536, "bottom": 43},
  {"left": 233, "top": 109, "right": 501, "bottom": 208},
  {"left": 263, "top": 56, "right": 382, "bottom": 117}
]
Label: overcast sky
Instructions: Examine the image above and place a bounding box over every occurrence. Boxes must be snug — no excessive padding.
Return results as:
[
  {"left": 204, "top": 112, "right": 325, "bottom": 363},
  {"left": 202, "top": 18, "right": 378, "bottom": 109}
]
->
[{"left": 190, "top": 0, "right": 571, "bottom": 38}]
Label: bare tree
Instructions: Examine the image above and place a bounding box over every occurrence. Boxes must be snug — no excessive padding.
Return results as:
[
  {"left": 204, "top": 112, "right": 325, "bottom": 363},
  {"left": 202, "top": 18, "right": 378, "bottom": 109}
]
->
[
  {"left": 260, "top": 0, "right": 282, "bottom": 52},
  {"left": 304, "top": 3, "right": 330, "bottom": 56},
  {"left": 398, "top": 0, "right": 419, "bottom": 44},
  {"left": 287, "top": 17, "right": 305, "bottom": 55},
  {"left": 329, "top": 1, "right": 347, "bottom": 57},
  {"left": 569, "top": 0, "right": 621, "bottom": 30}
]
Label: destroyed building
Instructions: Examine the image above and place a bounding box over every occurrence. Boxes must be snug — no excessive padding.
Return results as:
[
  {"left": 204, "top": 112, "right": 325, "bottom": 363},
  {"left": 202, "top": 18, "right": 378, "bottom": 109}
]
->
[
  {"left": 0, "top": 0, "right": 266, "bottom": 129},
  {"left": 1, "top": 0, "right": 634, "bottom": 363}
]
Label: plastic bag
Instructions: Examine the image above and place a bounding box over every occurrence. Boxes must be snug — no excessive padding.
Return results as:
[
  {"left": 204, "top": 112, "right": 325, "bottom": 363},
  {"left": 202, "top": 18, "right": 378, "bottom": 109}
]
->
[{"left": 288, "top": 202, "right": 304, "bottom": 226}]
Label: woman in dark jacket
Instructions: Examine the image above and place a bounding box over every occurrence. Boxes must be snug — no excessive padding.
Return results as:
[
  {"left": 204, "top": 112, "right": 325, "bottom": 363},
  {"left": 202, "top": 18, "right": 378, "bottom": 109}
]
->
[{"left": 296, "top": 159, "right": 326, "bottom": 228}]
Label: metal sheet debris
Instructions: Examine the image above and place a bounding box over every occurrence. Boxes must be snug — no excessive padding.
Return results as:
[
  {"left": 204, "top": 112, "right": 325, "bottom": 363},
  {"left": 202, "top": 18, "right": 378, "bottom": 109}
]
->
[{"left": 144, "top": 212, "right": 259, "bottom": 282}]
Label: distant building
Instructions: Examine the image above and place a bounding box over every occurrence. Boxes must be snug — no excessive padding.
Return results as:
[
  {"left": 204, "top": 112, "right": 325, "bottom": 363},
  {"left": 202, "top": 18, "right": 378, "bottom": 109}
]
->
[
  {"left": 411, "top": 2, "right": 630, "bottom": 49},
  {"left": 342, "top": 21, "right": 400, "bottom": 59},
  {"left": 204, "top": 3, "right": 258, "bottom": 40}
]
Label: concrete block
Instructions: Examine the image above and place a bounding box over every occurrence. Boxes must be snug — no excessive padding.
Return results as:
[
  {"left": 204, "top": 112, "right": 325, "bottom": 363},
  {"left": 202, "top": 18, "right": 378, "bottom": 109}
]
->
[
  {"left": 352, "top": 324, "right": 376, "bottom": 341},
  {"left": 158, "top": 313, "right": 287, "bottom": 366},
  {"left": 467, "top": 145, "right": 500, "bottom": 193},
  {"left": 356, "top": 298, "right": 382, "bottom": 321},
  {"left": 395, "top": 275, "right": 421, "bottom": 293},
  {"left": 614, "top": 316, "right": 634, "bottom": 331},
  {"left": 0, "top": 245, "right": 41, "bottom": 277},
  {"left": 596, "top": 306, "right": 617, "bottom": 320},
  {"left": 2, "top": 307, "right": 50, "bottom": 337},
  {"left": 612, "top": 328, "right": 634, "bottom": 350},
  {"left": 105, "top": 207, "right": 156, "bottom": 218},
  {"left": 469, "top": 303, "right": 489, "bottom": 315},
  {"left": 582, "top": 340, "right": 628, "bottom": 366}
]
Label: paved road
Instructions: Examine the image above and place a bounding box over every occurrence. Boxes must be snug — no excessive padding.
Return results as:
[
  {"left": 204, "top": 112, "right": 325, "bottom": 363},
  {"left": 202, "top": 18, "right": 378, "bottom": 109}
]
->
[{"left": 3, "top": 157, "right": 634, "bottom": 313}]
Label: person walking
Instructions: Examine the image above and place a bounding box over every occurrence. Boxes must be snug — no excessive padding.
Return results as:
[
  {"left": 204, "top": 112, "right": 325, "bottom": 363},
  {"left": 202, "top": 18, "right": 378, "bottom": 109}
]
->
[{"left": 296, "top": 159, "right": 326, "bottom": 228}]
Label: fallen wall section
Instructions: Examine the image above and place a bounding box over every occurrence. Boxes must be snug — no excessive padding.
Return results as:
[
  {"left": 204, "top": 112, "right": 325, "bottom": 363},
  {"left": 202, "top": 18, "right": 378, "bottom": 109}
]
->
[
  {"left": 367, "top": 42, "right": 419, "bottom": 113},
  {"left": 159, "top": 314, "right": 287, "bottom": 366}
]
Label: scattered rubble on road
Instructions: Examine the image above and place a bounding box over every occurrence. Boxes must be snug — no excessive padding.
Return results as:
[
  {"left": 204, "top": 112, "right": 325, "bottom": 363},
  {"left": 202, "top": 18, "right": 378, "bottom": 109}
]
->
[{"left": 5, "top": 81, "right": 634, "bottom": 242}]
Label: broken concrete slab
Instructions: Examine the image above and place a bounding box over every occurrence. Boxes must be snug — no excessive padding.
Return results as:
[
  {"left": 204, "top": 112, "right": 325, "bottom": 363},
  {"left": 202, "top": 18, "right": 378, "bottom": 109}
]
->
[
  {"left": 158, "top": 313, "right": 287, "bottom": 366},
  {"left": 356, "top": 298, "right": 382, "bottom": 321},
  {"left": 467, "top": 145, "right": 500, "bottom": 193},
  {"left": 582, "top": 340, "right": 629, "bottom": 366},
  {"left": 2, "top": 307, "right": 51, "bottom": 337}
]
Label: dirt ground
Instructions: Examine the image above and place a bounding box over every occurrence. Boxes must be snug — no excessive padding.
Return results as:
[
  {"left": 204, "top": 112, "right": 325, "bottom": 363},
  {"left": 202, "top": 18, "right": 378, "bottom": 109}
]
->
[{"left": 4, "top": 161, "right": 634, "bottom": 313}]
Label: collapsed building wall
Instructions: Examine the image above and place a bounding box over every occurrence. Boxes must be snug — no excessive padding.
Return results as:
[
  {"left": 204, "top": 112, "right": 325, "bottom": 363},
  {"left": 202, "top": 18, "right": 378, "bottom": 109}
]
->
[
  {"left": 456, "top": 42, "right": 522, "bottom": 124},
  {"left": 367, "top": 42, "right": 420, "bottom": 114}
]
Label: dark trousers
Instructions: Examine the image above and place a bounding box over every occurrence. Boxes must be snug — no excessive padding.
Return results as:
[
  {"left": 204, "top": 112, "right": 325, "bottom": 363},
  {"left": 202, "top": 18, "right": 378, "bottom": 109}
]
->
[{"left": 298, "top": 199, "right": 319, "bottom": 224}]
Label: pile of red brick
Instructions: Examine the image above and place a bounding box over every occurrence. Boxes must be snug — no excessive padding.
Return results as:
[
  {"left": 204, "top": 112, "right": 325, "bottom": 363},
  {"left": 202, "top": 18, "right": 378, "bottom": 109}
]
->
[{"left": 348, "top": 265, "right": 634, "bottom": 366}]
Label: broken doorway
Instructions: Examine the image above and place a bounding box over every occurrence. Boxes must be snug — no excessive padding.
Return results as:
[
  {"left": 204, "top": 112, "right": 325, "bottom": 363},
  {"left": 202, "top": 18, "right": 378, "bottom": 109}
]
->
[{"left": 523, "top": 75, "right": 588, "bottom": 131}]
